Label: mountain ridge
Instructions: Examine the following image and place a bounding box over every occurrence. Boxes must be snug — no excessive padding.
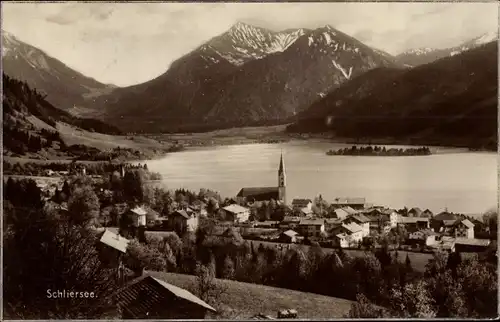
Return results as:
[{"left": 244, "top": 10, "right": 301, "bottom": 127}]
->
[
  {"left": 1, "top": 30, "right": 117, "bottom": 114},
  {"left": 287, "top": 41, "right": 498, "bottom": 151},
  {"left": 95, "top": 22, "right": 403, "bottom": 132},
  {"left": 396, "top": 31, "right": 498, "bottom": 66}
]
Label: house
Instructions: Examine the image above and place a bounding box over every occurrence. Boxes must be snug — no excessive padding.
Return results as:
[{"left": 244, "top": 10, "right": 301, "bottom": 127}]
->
[
  {"left": 454, "top": 238, "right": 490, "bottom": 252},
  {"left": 330, "top": 197, "right": 366, "bottom": 210},
  {"left": 114, "top": 274, "right": 216, "bottom": 319},
  {"left": 333, "top": 208, "right": 350, "bottom": 220},
  {"left": 279, "top": 216, "right": 301, "bottom": 229},
  {"left": 221, "top": 204, "right": 251, "bottom": 223},
  {"left": 408, "top": 229, "right": 438, "bottom": 246},
  {"left": 453, "top": 219, "right": 475, "bottom": 239},
  {"left": 127, "top": 206, "right": 147, "bottom": 227},
  {"left": 408, "top": 207, "right": 423, "bottom": 217},
  {"left": 279, "top": 230, "right": 299, "bottom": 243},
  {"left": 299, "top": 207, "right": 314, "bottom": 217},
  {"left": 362, "top": 209, "right": 392, "bottom": 234},
  {"left": 190, "top": 200, "right": 208, "bottom": 217},
  {"left": 343, "top": 214, "right": 370, "bottom": 237},
  {"left": 421, "top": 209, "right": 434, "bottom": 218},
  {"left": 397, "top": 216, "right": 430, "bottom": 233},
  {"left": 298, "top": 219, "right": 325, "bottom": 238},
  {"left": 145, "top": 207, "right": 160, "bottom": 228},
  {"left": 237, "top": 154, "right": 287, "bottom": 204},
  {"left": 333, "top": 222, "right": 364, "bottom": 248},
  {"left": 431, "top": 212, "right": 457, "bottom": 232},
  {"left": 96, "top": 229, "right": 129, "bottom": 275},
  {"left": 254, "top": 221, "right": 279, "bottom": 228},
  {"left": 171, "top": 209, "right": 199, "bottom": 234},
  {"left": 325, "top": 218, "right": 343, "bottom": 232},
  {"left": 291, "top": 199, "right": 313, "bottom": 210}
]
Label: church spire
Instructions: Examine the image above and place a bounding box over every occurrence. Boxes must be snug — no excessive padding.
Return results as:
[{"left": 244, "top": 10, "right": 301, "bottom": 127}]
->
[{"left": 279, "top": 150, "right": 285, "bottom": 174}]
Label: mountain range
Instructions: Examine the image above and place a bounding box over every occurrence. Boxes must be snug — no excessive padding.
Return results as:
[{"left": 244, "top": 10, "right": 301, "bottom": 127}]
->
[
  {"left": 396, "top": 31, "right": 498, "bottom": 67},
  {"left": 2, "top": 23, "right": 498, "bottom": 143},
  {"left": 288, "top": 41, "right": 498, "bottom": 150},
  {"left": 1, "top": 30, "right": 116, "bottom": 115},
  {"left": 90, "top": 23, "right": 403, "bottom": 132}
]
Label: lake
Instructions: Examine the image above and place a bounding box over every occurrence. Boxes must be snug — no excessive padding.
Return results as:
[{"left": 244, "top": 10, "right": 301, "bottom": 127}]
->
[{"left": 142, "top": 141, "right": 497, "bottom": 215}]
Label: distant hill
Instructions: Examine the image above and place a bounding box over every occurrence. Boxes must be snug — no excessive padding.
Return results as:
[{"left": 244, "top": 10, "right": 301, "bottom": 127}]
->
[
  {"left": 2, "top": 73, "right": 124, "bottom": 157},
  {"left": 396, "top": 31, "right": 498, "bottom": 67},
  {"left": 287, "top": 41, "right": 498, "bottom": 151},
  {"left": 95, "top": 23, "right": 402, "bottom": 133},
  {"left": 2, "top": 30, "right": 116, "bottom": 115}
]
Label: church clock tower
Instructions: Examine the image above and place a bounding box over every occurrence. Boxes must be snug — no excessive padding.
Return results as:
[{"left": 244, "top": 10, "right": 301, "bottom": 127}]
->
[{"left": 278, "top": 152, "right": 287, "bottom": 205}]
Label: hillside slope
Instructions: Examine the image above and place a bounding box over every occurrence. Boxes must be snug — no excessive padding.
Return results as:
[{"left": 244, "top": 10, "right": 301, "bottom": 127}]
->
[
  {"left": 147, "top": 271, "right": 353, "bottom": 319},
  {"left": 288, "top": 41, "right": 498, "bottom": 150},
  {"left": 2, "top": 31, "right": 116, "bottom": 114},
  {"left": 2, "top": 74, "right": 168, "bottom": 159},
  {"left": 96, "top": 23, "right": 402, "bottom": 133}
]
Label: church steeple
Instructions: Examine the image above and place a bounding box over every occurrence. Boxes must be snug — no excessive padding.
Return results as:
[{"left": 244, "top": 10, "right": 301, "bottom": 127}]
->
[
  {"left": 278, "top": 151, "right": 286, "bottom": 205},
  {"left": 279, "top": 151, "right": 285, "bottom": 174}
]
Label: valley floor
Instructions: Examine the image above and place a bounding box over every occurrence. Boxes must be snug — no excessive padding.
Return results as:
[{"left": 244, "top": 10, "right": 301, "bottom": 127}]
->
[{"left": 146, "top": 124, "right": 482, "bottom": 152}]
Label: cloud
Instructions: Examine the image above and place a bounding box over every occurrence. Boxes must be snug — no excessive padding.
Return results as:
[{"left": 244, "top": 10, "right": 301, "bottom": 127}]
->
[{"left": 2, "top": 2, "right": 497, "bottom": 86}]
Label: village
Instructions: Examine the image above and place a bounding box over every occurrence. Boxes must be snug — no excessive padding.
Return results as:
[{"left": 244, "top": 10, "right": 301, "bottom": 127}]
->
[
  {"left": 15, "top": 155, "right": 495, "bottom": 256},
  {"left": 3, "top": 153, "right": 498, "bottom": 320}
]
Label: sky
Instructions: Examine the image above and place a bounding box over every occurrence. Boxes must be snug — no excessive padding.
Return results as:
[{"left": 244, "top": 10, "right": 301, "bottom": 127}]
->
[{"left": 2, "top": 2, "right": 498, "bottom": 87}]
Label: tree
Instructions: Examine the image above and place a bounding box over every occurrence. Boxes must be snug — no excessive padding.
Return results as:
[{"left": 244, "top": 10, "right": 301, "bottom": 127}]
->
[
  {"left": 122, "top": 169, "right": 146, "bottom": 205},
  {"left": 67, "top": 184, "right": 100, "bottom": 227},
  {"left": 348, "top": 294, "right": 388, "bottom": 318},
  {"left": 3, "top": 202, "right": 117, "bottom": 319},
  {"left": 389, "top": 280, "right": 437, "bottom": 318},
  {"left": 405, "top": 254, "right": 412, "bottom": 269},
  {"left": 125, "top": 239, "right": 167, "bottom": 273},
  {"left": 164, "top": 233, "right": 183, "bottom": 259},
  {"left": 194, "top": 260, "right": 226, "bottom": 306},
  {"left": 221, "top": 256, "right": 235, "bottom": 280}
]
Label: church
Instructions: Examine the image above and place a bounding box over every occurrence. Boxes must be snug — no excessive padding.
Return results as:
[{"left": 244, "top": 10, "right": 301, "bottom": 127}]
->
[{"left": 236, "top": 153, "right": 287, "bottom": 204}]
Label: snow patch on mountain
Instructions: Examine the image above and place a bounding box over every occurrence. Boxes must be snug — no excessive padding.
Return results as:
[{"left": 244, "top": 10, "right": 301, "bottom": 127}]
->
[
  {"left": 323, "top": 32, "right": 332, "bottom": 45},
  {"left": 332, "top": 60, "right": 353, "bottom": 80},
  {"left": 473, "top": 31, "right": 498, "bottom": 45}
]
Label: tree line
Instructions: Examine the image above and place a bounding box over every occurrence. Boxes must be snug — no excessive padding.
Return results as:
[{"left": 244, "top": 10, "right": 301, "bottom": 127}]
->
[{"left": 327, "top": 146, "right": 432, "bottom": 156}]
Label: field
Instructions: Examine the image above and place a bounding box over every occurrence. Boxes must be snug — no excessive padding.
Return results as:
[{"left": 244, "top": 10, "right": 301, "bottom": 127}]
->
[
  {"left": 146, "top": 271, "right": 354, "bottom": 319},
  {"left": 56, "top": 122, "right": 167, "bottom": 151},
  {"left": 149, "top": 124, "right": 291, "bottom": 147}
]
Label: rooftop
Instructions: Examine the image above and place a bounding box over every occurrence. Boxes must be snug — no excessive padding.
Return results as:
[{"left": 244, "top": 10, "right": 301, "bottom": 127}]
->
[
  {"left": 115, "top": 274, "right": 216, "bottom": 318},
  {"left": 130, "top": 206, "right": 147, "bottom": 216},
  {"left": 398, "top": 216, "right": 430, "bottom": 224},
  {"left": 173, "top": 209, "right": 190, "bottom": 219},
  {"left": 299, "top": 219, "right": 325, "bottom": 226},
  {"left": 99, "top": 229, "right": 129, "bottom": 254},
  {"left": 292, "top": 199, "right": 312, "bottom": 207},
  {"left": 458, "top": 219, "right": 475, "bottom": 228},
  {"left": 342, "top": 222, "right": 363, "bottom": 233},
  {"left": 282, "top": 216, "right": 301, "bottom": 222},
  {"left": 237, "top": 187, "right": 279, "bottom": 200},
  {"left": 223, "top": 204, "right": 250, "bottom": 214},
  {"left": 455, "top": 238, "right": 490, "bottom": 247},
  {"left": 331, "top": 197, "right": 366, "bottom": 205},
  {"left": 282, "top": 230, "right": 299, "bottom": 237}
]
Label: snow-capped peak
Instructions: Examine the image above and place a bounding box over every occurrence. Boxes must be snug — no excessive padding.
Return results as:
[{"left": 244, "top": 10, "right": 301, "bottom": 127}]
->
[
  {"left": 402, "top": 47, "right": 436, "bottom": 56},
  {"left": 203, "top": 23, "right": 306, "bottom": 66},
  {"left": 2, "top": 30, "right": 20, "bottom": 47},
  {"left": 472, "top": 31, "right": 498, "bottom": 46}
]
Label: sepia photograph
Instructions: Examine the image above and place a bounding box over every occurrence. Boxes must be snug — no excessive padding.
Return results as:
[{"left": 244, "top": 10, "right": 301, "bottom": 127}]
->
[{"left": 1, "top": 1, "right": 499, "bottom": 320}]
